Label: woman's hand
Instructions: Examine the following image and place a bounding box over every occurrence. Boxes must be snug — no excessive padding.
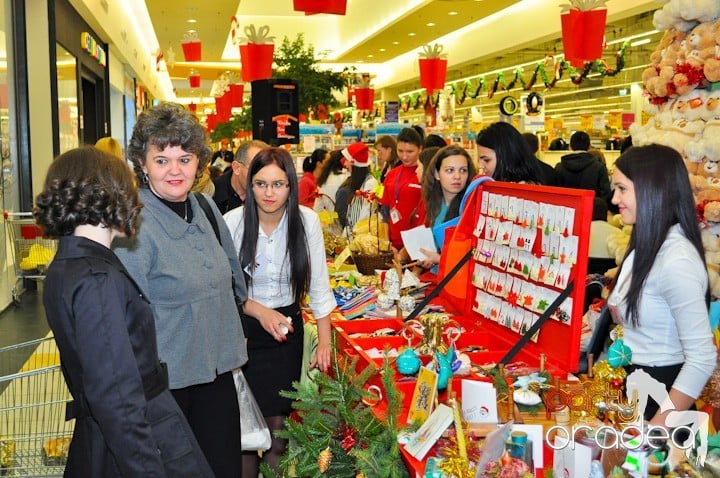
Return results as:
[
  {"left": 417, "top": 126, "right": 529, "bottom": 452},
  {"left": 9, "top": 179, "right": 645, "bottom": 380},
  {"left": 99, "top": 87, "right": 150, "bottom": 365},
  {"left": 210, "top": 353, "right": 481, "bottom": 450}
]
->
[
  {"left": 244, "top": 299, "right": 294, "bottom": 342},
  {"left": 419, "top": 248, "right": 440, "bottom": 269},
  {"left": 310, "top": 317, "right": 332, "bottom": 372},
  {"left": 310, "top": 341, "right": 332, "bottom": 372}
]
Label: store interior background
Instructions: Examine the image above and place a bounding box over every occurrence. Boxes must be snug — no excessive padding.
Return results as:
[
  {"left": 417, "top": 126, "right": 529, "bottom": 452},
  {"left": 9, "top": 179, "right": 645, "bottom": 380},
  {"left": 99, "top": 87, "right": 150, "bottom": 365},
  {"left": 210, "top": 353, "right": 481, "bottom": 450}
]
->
[
  {"left": 1, "top": 0, "right": 659, "bottom": 311},
  {"left": 80, "top": 0, "right": 658, "bottom": 145}
]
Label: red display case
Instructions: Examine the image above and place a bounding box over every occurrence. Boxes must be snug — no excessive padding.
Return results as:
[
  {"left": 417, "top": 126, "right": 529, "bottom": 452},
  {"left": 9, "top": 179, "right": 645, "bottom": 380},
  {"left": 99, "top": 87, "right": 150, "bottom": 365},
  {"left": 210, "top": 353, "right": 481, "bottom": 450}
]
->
[{"left": 331, "top": 181, "right": 595, "bottom": 476}]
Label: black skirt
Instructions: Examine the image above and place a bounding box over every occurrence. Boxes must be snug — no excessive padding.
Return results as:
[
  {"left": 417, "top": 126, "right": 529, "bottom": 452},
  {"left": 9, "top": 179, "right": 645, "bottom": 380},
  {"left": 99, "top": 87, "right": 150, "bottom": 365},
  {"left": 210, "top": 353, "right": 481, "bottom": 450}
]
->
[{"left": 241, "top": 304, "right": 304, "bottom": 417}]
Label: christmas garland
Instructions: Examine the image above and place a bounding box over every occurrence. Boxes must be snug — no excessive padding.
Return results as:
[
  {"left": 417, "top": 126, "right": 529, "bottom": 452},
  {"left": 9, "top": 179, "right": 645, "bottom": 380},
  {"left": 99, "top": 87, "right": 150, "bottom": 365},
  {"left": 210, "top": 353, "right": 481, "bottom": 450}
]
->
[{"left": 398, "top": 41, "right": 629, "bottom": 110}]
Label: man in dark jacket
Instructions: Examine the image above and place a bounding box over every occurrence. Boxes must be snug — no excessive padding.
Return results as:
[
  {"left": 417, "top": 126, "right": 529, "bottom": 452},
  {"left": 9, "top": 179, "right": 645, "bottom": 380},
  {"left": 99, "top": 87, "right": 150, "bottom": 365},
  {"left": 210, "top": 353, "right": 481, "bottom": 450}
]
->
[
  {"left": 554, "top": 131, "right": 611, "bottom": 206},
  {"left": 212, "top": 139, "right": 268, "bottom": 214}
]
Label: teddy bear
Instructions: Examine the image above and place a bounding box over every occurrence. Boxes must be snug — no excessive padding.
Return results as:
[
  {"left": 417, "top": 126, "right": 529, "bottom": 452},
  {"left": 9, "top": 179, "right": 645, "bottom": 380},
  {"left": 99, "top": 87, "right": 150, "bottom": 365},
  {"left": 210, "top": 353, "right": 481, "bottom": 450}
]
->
[
  {"left": 685, "top": 21, "right": 718, "bottom": 70},
  {"left": 701, "top": 221, "right": 720, "bottom": 299},
  {"left": 702, "top": 20, "right": 720, "bottom": 82}
]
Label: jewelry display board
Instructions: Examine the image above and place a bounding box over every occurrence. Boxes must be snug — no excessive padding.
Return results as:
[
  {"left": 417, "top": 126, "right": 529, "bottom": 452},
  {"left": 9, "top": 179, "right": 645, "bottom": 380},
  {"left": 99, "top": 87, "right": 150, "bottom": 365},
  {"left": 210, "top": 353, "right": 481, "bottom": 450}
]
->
[{"left": 446, "top": 181, "right": 595, "bottom": 372}]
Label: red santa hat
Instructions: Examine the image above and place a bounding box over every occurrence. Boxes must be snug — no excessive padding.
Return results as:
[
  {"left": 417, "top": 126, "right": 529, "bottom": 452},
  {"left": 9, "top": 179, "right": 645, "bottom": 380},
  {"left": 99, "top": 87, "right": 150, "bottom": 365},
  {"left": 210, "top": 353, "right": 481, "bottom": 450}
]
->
[{"left": 341, "top": 142, "right": 369, "bottom": 167}]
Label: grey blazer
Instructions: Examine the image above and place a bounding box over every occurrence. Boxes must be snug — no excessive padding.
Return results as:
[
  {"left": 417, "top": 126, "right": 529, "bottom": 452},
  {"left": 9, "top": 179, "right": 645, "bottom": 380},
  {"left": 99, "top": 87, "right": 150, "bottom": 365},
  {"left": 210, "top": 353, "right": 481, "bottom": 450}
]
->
[{"left": 114, "top": 188, "right": 248, "bottom": 389}]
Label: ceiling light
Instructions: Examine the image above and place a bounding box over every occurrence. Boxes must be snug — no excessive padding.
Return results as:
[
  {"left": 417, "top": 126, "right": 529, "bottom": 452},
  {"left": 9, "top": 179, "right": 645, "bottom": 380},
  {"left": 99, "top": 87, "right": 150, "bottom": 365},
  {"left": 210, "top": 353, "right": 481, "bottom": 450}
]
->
[
  {"left": 367, "top": 54, "right": 374, "bottom": 58},
  {"left": 448, "top": 11, "right": 458, "bottom": 16},
  {"left": 187, "top": 18, "right": 197, "bottom": 24},
  {"left": 630, "top": 38, "right": 651, "bottom": 47},
  {"left": 426, "top": 22, "right": 435, "bottom": 27},
  {"left": 408, "top": 32, "right": 416, "bottom": 36},
  {"left": 392, "top": 41, "right": 399, "bottom": 45},
  {"left": 379, "top": 48, "right": 386, "bottom": 52}
]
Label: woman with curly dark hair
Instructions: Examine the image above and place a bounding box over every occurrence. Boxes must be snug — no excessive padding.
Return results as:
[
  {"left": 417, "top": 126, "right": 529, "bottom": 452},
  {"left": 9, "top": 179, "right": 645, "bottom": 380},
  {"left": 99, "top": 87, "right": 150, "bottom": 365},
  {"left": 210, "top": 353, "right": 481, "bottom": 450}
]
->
[
  {"left": 36, "top": 147, "right": 214, "bottom": 477},
  {"left": 113, "top": 102, "right": 249, "bottom": 477}
]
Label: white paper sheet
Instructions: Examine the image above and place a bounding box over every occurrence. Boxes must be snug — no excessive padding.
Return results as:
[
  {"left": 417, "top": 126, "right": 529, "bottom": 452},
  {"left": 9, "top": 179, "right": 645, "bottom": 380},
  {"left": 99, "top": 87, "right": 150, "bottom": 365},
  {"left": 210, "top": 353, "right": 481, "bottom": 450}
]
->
[{"left": 400, "top": 225, "right": 436, "bottom": 261}]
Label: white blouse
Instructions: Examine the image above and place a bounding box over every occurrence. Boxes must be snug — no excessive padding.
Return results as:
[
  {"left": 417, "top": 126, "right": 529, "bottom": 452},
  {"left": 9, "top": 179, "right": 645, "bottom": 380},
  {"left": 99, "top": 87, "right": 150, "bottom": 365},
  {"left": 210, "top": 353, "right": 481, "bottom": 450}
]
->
[
  {"left": 607, "top": 224, "right": 716, "bottom": 398},
  {"left": 223, "top": 205, "right": 337, "bottom": 319}
]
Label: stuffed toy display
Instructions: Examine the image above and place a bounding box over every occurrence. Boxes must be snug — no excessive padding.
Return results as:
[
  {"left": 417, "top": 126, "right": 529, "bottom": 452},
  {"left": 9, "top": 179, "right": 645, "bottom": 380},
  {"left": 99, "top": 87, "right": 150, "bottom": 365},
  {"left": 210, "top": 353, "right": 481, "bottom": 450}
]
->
[{"left": 630, "top": 1, "right": 720, "bottom": 307}]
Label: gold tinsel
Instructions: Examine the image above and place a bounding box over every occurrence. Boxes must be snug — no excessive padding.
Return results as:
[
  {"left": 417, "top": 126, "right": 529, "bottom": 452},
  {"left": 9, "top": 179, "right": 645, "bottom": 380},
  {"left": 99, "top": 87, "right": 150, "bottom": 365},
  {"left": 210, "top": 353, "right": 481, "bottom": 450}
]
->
[
  {"left": 318, "top": 447, "right": 332, "bottom": 473},
  {"left": 438, "top": 434, "right": 476, "bottom": 478},
  {"left": 592, "top": 360, "right": 627, "bottom": 381}
]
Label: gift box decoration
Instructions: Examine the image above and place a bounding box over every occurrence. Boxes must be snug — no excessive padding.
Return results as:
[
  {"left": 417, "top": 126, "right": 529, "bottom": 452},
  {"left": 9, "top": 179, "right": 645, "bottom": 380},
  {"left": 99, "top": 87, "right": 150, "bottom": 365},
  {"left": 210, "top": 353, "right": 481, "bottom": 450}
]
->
[
  {"left": 206, "top": 113, "right": 218, "bottom": 132},
  {"left": 418, "top": 44, "right": 448, "bottom": 95},
  {"left": 228, "top": 83, "right": 244, "bottom": 107},
  {"left": 215, "top": 93, "right": 232, "bottom": 122},
  {"left": 237, "top": 25, "right": 275, "bottom": 82},
  {"left": 181, "top": 31, "right": 202, "bottom": 62},
  {"left": 293, "top": 0, "right": 347, "bottom": 15},
  {"left": 354, "top": 88, "right": 374, "bottom": 110},
  {"left": 188, "top": 68, "right": 201, "bottom": 89},
  {"left": 560, "top": 1, "right": 608, "bottom": 68}
]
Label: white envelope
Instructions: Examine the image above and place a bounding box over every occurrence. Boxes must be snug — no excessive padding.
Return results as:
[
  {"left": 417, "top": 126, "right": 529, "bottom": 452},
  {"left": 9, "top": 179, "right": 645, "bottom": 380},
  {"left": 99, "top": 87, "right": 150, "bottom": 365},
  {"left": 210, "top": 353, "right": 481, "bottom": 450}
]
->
[{"left": 461, "top": 379, "right": 498, "bottom": 424}]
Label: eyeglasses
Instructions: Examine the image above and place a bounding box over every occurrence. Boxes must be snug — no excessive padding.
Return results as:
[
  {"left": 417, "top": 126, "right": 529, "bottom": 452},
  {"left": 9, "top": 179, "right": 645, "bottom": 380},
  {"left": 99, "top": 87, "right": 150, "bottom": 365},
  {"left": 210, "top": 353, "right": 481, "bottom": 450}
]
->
[{"left": 252, "top": 180, "right": 290, "bottom": 190}]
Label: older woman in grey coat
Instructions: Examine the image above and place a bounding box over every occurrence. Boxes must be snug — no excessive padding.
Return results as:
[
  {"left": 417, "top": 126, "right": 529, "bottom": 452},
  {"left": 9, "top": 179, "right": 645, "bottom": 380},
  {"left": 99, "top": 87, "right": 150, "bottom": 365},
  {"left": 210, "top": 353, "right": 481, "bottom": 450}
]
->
[{"left": 114, "top": 103, "right": 246, "bottom": 477}]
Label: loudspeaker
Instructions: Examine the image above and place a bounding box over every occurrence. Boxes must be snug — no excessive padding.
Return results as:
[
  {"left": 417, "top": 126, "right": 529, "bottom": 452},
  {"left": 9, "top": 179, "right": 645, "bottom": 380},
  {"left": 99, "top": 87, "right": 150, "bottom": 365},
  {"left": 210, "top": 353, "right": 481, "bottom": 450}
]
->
[{"left": 251, "top": 79, "right": 300, "bottom": 145}]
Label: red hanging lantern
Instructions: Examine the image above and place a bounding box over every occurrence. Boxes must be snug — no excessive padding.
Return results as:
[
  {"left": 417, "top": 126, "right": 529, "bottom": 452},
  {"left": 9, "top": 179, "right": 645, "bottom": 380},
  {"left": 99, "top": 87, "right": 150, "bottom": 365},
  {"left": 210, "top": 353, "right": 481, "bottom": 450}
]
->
[
  {"left": 293, "top": 0, "right": 347, "bottom": 15},
  {"left": 237, "top": 25, "right": 275, "bottom": 82},
  {"left": 418, "top": 44, "right": 447, "bottom": 95},
  {"left": 228, "top": 84, "right": 244, "bottom": 107},
  {"left": 188, "top": 102, "right": 197, "bottom": 114},
  {"left": 188, "top": 69, "right": 201, "bottom": 89},
  {"left": 181, "top": 31, "right": 202, "bottom": 62},
  {"left": 560, "top": 4, "right": 607, "bottom": 68},
  {"left": 354, "top": 88, "right": 374, "bottom": 110}
]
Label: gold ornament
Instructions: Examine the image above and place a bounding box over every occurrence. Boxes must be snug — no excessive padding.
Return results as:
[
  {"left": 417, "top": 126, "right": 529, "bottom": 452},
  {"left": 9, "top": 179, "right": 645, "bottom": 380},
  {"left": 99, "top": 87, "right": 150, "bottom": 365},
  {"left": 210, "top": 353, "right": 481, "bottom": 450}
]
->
[
  {"left": 592, "top": 360, "right": 627, "bottom": 381},
  {"left": 318, "top": 447, "right": 332, "bottom": 473}
]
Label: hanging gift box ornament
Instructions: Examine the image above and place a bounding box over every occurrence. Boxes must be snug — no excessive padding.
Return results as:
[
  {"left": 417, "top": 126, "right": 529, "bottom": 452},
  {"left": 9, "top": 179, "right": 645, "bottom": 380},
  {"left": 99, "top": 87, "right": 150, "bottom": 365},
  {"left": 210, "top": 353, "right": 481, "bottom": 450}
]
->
[
  {"left": 206, "top": 113, "right": 218, "bottom": 132},
  {"left": 188, "top": 69, "right": 201, "bottom": 88},
  {"left": 228, "top": 83, "right": 244, "bottom": 107},
  {"left": 237, "top": 24, "right": 275, "bottom": 82},
  {"left": 354, "top": 88, "right": 374, "bottom": 110},
  {"left": 560, "top": 0, "right": 608, "bottom": 67},
  {"left": 181, "top": 31, "right": 202, "bottom": 62},
  {"left": 215, "top": 93, "right": 232, "bottom": 122},
  {"left": 353, "top": 74, "right": 374, "bottom": 110},
  {"left": 418, "top": 44, "right": 448, "bottom": 95},
  {"left": 293, "top": 0, "right": 347, "bottom": 15}
]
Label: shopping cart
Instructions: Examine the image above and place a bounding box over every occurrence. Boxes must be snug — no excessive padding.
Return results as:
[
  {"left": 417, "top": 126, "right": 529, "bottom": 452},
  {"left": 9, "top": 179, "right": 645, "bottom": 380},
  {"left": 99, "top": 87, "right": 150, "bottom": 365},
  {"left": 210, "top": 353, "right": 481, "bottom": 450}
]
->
[
  {"left": 0, "top": 336, "right": 73, "bottom": 477},
  {"left": 2, "top": 212, "right": 58, "bottom": 304}
]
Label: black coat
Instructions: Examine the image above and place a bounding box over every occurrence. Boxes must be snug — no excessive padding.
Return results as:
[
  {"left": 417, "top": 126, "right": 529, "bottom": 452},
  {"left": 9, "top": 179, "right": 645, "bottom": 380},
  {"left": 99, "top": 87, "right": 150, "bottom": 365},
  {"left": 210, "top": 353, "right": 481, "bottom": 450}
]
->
[
  {"left": 555, "top": 151, "right": 612, "bottom": 205},
  {"left": 43, "top": 236, "right": 214, "bottom": 477}
]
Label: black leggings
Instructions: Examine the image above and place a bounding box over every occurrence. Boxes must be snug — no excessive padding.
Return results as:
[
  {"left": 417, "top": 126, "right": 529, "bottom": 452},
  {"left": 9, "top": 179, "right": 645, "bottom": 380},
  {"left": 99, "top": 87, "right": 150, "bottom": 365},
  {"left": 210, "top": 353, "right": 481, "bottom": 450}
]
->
[{"left": 172, "top": 371, "right": 242, "bottom": 478}]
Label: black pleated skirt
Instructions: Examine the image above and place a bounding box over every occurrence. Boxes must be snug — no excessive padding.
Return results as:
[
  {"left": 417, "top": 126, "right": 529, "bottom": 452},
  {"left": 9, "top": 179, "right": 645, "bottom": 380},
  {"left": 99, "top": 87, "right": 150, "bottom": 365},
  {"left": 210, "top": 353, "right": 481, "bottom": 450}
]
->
[{"left": 241, "top": 303, "right": 303, "bottom": 417}]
